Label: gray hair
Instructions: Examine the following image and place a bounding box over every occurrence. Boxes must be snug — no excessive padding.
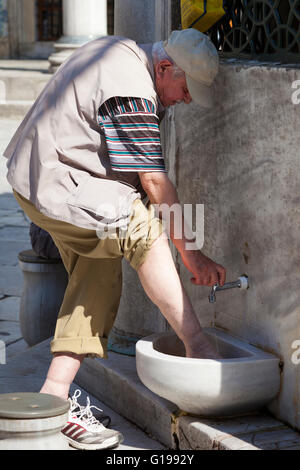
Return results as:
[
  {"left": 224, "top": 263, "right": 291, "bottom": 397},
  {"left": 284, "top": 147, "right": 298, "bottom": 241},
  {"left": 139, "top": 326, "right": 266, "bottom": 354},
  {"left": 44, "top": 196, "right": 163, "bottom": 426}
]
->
[{"left": 152, "top": 41, "right": 185, "bottom": 79}]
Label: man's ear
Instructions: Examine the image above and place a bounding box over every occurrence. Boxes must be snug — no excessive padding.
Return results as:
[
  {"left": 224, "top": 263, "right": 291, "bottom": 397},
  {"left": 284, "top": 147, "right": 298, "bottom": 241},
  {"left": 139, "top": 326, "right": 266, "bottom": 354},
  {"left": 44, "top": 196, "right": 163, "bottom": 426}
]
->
[{"left": 156, "top": 59, "right": 173, "bottom": 77}]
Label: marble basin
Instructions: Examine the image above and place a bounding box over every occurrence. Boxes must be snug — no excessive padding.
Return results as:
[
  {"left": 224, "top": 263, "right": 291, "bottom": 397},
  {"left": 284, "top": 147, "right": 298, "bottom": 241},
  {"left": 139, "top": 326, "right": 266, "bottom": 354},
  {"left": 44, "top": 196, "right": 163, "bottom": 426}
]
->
[{"left": 135, "top": 327, "right": 281, "bottom": 417}]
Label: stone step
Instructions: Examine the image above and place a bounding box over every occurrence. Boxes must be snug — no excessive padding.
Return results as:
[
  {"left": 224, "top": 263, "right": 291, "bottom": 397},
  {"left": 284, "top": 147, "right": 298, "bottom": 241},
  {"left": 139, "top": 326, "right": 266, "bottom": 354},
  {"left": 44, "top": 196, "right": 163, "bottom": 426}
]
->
[
  {"left": 0, "top": 60, "right": 51, "bottom": 101},
  {"left": 75, "top": 352, "right": 178, "bottom": 449},
  {"left": 0, "top": 60, "right": 51, "bottom": 119},
  {"left": 0, "top": 75, "right": 49, "bottom": 102},
  {"left": 0, "top": 101, "right": 33, "bottom": 119},
  {"left": 75, "top": 352, "right": 300, "bottom": 450}
]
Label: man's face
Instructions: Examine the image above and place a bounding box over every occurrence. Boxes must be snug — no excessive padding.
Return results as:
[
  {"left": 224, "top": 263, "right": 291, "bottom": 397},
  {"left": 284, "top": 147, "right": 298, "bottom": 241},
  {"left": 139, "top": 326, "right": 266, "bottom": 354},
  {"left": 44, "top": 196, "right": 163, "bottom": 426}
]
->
[{"left": 155, "top": 60, "right": 192, "bottom": 107}]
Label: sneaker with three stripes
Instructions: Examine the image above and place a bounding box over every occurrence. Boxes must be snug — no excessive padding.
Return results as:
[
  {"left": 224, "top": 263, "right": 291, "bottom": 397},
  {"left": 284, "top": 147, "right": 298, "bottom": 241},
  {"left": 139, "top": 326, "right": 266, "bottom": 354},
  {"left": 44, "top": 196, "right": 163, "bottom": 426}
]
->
[{"left": 62, "top": 390, "right": 124, "bottom": 450}]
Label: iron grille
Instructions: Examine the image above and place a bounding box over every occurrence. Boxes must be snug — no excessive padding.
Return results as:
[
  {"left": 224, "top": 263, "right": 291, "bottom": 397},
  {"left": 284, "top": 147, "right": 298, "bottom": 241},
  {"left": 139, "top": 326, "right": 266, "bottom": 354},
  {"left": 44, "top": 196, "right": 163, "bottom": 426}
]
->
[
  {"left": 36, "top": 0, "right": 62, "bottom": 41},
  {"left": 174, "top": 1, "right": 300, "bottom": 62}
]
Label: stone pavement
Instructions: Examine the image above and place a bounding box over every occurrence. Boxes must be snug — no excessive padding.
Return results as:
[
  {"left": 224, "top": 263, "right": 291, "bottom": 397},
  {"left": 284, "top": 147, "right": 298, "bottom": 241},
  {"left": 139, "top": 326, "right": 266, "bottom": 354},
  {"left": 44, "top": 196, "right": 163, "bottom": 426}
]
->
[
  {"left": 0, "top": 117, "right": 166, "bottom": 451},
  {"left": 0, "top": 119, "right": 30, "bottom": 361}
]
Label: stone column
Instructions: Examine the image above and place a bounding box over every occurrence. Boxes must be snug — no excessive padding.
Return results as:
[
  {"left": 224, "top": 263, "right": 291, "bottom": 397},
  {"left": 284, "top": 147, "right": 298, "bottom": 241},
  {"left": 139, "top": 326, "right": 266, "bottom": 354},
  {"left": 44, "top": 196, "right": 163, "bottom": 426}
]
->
[
  {"left": 108, "top": 0, "right": 173, "bottom": 356},
  {"left": 48, "top": 0, "right": 107, "bottom": 73},
  {"left": 114, "top": 0, "right": 156, "bottom": 43}
]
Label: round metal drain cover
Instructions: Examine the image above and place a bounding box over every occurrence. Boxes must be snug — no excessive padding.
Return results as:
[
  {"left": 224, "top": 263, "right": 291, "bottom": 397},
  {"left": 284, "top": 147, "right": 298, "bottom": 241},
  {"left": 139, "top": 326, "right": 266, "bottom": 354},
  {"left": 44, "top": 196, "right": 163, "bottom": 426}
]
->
[{"left": 0, "top": 393, "right": 69, "bottom": 419}]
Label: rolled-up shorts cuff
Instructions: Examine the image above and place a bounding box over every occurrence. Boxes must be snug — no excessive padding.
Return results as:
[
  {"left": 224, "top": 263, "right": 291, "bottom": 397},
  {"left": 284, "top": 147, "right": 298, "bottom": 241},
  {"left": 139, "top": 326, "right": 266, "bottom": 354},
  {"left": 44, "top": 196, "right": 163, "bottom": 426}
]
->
[
  {"left": 128, "top": 223, "right": 165, "bottom": 271},
  {"left": 50, "top": 336, "right": 108, "bottom": 359},
  {"left": 123, "top": 198, "right": 166, "bottom": 271}
]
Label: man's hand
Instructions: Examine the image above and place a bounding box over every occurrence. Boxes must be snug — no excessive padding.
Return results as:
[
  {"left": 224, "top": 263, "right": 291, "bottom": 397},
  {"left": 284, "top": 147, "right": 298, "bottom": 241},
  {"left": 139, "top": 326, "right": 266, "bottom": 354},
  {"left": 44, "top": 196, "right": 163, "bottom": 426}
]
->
[{"left": 181, "top": 249, "right": 226, "bottom": 287}]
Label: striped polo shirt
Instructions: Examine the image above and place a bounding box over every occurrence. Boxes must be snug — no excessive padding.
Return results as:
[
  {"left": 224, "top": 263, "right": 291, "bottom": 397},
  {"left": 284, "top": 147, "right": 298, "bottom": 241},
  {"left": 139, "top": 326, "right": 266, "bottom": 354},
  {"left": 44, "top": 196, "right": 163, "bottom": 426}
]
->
[{"left": 98, "top": 96, "right": 166, "bottom": 173}]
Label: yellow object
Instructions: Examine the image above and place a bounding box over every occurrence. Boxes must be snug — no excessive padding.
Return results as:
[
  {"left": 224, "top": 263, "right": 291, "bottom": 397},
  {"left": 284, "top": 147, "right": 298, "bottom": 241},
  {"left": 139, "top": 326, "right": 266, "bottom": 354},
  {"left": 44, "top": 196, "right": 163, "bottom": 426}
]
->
[{"left": 181, "top": 0, "right": 226, "bottom": 32}]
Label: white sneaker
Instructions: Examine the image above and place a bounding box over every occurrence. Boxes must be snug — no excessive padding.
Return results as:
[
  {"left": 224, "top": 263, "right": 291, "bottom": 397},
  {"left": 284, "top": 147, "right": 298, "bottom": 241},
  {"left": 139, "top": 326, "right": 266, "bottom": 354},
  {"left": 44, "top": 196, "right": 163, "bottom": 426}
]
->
[{"left": 61, "top": 390, "right": 123, "bottom": 450}]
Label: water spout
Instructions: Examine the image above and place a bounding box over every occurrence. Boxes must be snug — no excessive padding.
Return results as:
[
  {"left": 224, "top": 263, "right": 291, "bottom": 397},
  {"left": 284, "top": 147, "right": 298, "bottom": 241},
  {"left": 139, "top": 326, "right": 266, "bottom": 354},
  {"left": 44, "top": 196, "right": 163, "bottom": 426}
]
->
[{"left": 209, "top": 275, "right": 249, "bottom": 303}]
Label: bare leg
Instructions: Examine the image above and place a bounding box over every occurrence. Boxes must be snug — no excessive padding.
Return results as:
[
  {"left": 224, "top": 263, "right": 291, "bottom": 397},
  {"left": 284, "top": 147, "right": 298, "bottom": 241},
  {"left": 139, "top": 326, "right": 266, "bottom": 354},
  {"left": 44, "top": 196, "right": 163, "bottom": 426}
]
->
[
  {"left": 40, "top": 352, "right": 85, "bottom": 400},
  {"left": 40, "top": 232, "right": 220, "bottom": 401},
  {"left": 138, "top": 234, "right": 221, "bottom": 359}
]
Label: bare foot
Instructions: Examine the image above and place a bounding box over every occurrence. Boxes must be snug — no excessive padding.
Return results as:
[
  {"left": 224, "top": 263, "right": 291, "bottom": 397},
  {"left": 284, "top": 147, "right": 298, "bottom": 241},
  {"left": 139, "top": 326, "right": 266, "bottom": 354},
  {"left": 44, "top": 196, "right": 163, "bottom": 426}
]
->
[{"left": 185, "top": 334, "right": 222, "bottom": 359}]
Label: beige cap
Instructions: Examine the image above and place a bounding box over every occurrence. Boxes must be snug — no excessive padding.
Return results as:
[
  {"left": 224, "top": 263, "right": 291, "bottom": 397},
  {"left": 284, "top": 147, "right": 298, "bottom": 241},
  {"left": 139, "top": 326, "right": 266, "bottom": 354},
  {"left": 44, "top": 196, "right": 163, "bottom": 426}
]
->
[{"left": 164, "top": 29, "right": 219, "bottom": 108}]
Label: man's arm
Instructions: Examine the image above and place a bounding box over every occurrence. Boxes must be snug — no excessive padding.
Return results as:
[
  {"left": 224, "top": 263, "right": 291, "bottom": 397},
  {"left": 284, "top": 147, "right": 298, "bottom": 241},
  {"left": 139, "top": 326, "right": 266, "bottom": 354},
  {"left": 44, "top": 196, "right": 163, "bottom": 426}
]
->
[{"left": 139, "top": 171, "right": 226, "bottom": 287}]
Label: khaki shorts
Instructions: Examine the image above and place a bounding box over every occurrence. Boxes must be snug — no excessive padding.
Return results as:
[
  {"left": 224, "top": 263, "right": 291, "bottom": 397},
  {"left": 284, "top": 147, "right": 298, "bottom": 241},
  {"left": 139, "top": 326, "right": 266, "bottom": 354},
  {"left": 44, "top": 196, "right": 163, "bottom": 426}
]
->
[{"left": 13, "top": 190, "right": 164, "bottom": 358}]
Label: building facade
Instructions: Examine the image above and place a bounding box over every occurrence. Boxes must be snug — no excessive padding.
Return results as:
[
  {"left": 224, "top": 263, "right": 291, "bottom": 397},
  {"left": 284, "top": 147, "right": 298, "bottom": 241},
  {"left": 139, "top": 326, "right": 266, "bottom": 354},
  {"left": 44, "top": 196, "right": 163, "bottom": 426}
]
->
[{"left": 0, "top": 0, "right": 114, "bottom": 60}]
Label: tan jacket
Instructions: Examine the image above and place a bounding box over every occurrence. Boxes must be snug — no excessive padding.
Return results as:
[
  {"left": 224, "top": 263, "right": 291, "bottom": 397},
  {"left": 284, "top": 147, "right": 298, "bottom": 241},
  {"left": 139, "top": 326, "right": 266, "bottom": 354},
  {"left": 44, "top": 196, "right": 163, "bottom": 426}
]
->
[{"left": 4, "top": 36, "right": 160, "bottom": 230}]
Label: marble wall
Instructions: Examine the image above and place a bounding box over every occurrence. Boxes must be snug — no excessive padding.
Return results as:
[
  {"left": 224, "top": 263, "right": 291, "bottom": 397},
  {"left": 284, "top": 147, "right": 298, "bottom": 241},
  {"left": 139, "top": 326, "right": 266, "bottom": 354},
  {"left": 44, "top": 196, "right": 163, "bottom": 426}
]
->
[{"left": 167, "top": 61, "right": 300, "bottom": 431}]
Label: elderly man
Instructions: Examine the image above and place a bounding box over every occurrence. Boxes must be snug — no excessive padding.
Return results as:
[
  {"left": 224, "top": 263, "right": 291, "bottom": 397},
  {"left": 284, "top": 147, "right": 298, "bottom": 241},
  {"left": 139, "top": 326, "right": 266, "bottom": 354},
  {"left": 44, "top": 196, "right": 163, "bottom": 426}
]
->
[{"left": 4, "top": 28, "right": 225, "bottom": 449}]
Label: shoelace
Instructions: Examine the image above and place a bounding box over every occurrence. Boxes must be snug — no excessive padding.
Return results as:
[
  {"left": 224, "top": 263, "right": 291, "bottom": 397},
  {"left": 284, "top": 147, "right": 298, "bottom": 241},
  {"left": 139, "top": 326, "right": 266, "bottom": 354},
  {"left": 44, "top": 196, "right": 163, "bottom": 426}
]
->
[{"left": 70, "top": 390, "right": 107, "bottom": 432}]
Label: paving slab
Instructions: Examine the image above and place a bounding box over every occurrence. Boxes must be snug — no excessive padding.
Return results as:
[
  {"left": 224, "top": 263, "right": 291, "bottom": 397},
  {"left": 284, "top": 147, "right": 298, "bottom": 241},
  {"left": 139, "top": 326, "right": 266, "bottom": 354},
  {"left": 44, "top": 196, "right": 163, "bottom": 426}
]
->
[
  {"left": 181, "top": 413, "right": 288, "bottom": 436},
  {"left": 176, "top": 413, "right": 300, "bottom": 451},
  {"left": 0, "top": 319, "right": 22, "bottom": 345},
  {"left": 0, "top": 339, "right": 54, "bottom": 394},
  {"left": 0, "top": 338, "right": 166, "bottom": 450},
  {"left": 0, "top": 208, "right": 19, "bottom": 216},
  {"left": 0, "top": 212, "right": 29, "bottom": 228},
  {"left": 243, "top": 428, "right": 300, "bottom": 450},
  {"left": 5, "top": 338, "right": 29, "bottom": 361},
  {"left": 0, "top": 193, "right": 20, "bottom": 209},
  {"left": 0, "top": 265, "right": 23, "bottom": 296},
  {"left": 0, "top": 241, "right": 31, "bottom": 266},
  {"left": 0, "top": 226, "right": 30, "bottom": 241},
  {"left": 0, "top": 296, "right": 20, "bottom": 321}
]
